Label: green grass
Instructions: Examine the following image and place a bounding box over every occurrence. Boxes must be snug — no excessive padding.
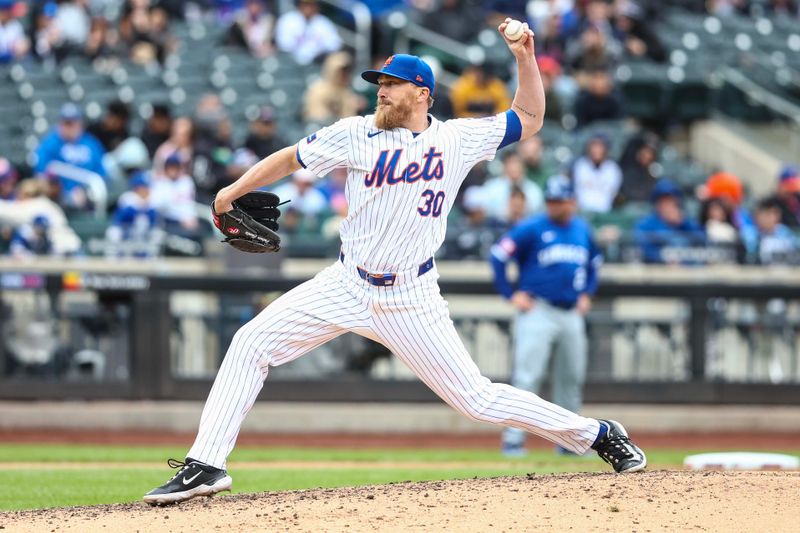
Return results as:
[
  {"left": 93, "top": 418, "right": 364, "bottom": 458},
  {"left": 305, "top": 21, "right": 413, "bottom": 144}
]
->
[{"left": 0, "top": 445, "right": 797, "bottom": 512}]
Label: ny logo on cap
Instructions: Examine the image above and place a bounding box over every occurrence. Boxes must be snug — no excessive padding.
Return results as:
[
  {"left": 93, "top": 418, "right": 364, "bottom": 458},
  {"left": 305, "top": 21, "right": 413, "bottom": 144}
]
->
[
  {"left": 416, "top": 75, "right": 424, "bottom": 83},
  {"left": 384, "top": 55, "right": 394, "bottom": 67}
]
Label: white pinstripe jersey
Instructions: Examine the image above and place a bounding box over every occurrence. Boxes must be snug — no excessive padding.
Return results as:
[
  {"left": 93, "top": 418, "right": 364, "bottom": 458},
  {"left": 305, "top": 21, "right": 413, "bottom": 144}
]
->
[{"left": 296, "top": 112, "right": 509, "bottom": 273}]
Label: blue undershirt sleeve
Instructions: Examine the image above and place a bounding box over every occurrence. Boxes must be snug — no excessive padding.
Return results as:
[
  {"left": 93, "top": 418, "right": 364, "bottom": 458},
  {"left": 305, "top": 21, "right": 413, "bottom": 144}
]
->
[{"left": 497, "top": 109, "right": 523, "bottom": 150}]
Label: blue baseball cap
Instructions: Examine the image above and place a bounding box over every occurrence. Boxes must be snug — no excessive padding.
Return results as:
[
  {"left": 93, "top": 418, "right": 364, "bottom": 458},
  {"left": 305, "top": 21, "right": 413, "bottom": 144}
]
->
[
  {"left": 59, "top": 102, "right": 83, "bottom": 121},
  {"left": 130, "top": 171, "right": 150, "bottom": 189},
  {"left": 33, "top": 215, "right": 50, "bottom": 228},
  {"left": 0, "top": 0, "right": 15, "bottom": 11},
  {"left": 650, "top": 178, "right": 682, "bottom": 203},
  {"left": 544, "top": 175, "right": 575, "bottom": 201},
  {"left": 164, "top": 152, "right": 183, "bottom": 167},
  {"left": 779, "top": 164, "right": 798, "bottom": 182},
  {"left": 361, "top": 54, "right": 435, "bottom": 96}
]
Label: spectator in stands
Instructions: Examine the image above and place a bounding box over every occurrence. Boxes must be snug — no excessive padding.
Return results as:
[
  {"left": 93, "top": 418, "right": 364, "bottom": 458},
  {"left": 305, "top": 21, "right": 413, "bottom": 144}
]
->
[
  {"left": 225, "top": 0, "right": 275, "bottom": 58},
  {"left": 271, "top": 169, "right": 327, "bottom": 218},
  {"left": 84, "top": 14, "right": 119, "bottom": 62},
  {"left": 775, "top": 165, "right": 800, "bottom": 228},
  {"left": 507, "top": 186, "right": 529, "bottom": 227},
  {"left": 0, "top": 158, "right": 18, "bottom": 200},
  {"left": 150, "top": 153, "right": 198, "bottom": 234},
  {"left": 106, "top": 136, "right": 152, "bottom": 186},
  {"left": 570, "top": 133, "right": 622, "bottom": 214},
  {"left": 517, "top": 136, "right": 555, "bottom": 188},
  {"left": 484, "top": 0, "right": 528, "bottom": 23},
  {"left": 226, "top": 147, "right": 259, "bottom": 183},
  {"left": 704, "top": 171, "right": 758, "bottom": 261},
  {"left": 51, "top": 0, "right": 92, "bottom": 61},
  {"left": 303, "top": 51, "right": 366, "bottom": 124},
  {"left": 755, "top": 196, "right": 798, "bottom": 264},
  {"left": 450, "top": 62, "right": 512, "bottom": 119},
  {"left": 706, "top": 0, "right": 750, "bottom": 16},
  {"left": 120, "top": 0, "right": 174, "bottom": 65},
  {"left": 140, "top": 103, "right": 172, "bottom": 158},
  {"left": 153, "top": 116, "right": 193, "bottom": 176},
  {"left": 318, "top": 167, "right": 347, "bottom": 202},
  {"left": 573, "top": 68, "right": 623, "bottom": 128},
  {"left": 34, "top": 103, "right": 107, "bottom": 210},
  {"left": 537, "top": 13, "right": 567, "bottom": 64},
  {"left": 106, "top": 172, "right": 162, "bottom": 258},
  {"left": 565, "top": 23, "right": 621, "bottom": 75},
  {"left": 635, "top": 179, "right": 705, "bottom": 264},
  {"left": 33, "top": 2, "right": 60, "bottom": 63},
  {"left": 0, "top": 0, "right": 30, "bottom": 64},
  {"left": 211, "top": 0, "right": 247, "bottom": 24},
  {"left": 700, "top": 197, "right": 742, "bottom": 263},
  {"left": 320, "top": 189, "right": 348, "bottom": 241},
  {"left": 569, "top": 0, "right": 619, "bottom": 41},
  {"left": 536, "top": 55, "right": 565, "bottom": 122},
  {"left": 443, "top": 185, "right": 505, "bottom": 260},
  {"left": 0, "top": 179, "right": 81, "bottom": 255},
  {"left": 192, "top": 95, "right": 234, "bottom": 198},
  {"left": 613, "top": 1, "right": 666, "bottom": 63},
  {"left": 417, "top": 0, "right": 484, "bottom": 43},
  {"left": 483, "top": 152, "right": 544, "bottom": 222},
  {"left": 767, "top": 0, "right": 799, "bottom": 17},
  {"left": 700, "top": 197, "right": 739, "bottom": 245},
  {"left": 275, "top": 0, "right": 342, "bottom": 65},
  {"left": 617, "top": 131, "right": 659, "bottom": 204},
  {"left": 9, "top": 215, "right": 53, "bottom": 259},
  {"left": 87, "top": 100, "right": 131, "bottom": 153},
  {"left": 244, "top": 106, "right": 285, "bottom": 160}
]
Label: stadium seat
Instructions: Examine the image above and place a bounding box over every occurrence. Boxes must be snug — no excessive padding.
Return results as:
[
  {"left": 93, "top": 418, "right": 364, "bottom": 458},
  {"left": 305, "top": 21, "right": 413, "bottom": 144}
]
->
[{"left": 617, "top": 63, "right": 669, "bottom": 121}]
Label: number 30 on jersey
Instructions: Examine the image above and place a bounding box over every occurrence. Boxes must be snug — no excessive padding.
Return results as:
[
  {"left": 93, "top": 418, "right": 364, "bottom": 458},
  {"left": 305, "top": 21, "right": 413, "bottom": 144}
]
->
[{"left": 418, "top": 189, "right": 445, "bottom": 217}]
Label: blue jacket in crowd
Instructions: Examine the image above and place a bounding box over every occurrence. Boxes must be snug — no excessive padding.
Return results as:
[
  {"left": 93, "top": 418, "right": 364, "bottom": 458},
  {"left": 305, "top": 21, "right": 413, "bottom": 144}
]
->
[
  {"left": 34, "top": 129, "right": 107, "bottom": 180},
  {"left": 634, "top": 213, "right": 705, "bottom": 263}
]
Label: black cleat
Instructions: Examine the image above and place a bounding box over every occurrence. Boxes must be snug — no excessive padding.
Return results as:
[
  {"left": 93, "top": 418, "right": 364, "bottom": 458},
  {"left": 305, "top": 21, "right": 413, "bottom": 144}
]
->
[
  {"left": 143, "top": 458, "right": 232, "bottom": 506},
  {"left": 592, "top": 419, "right": 647, "bottom": 473}
]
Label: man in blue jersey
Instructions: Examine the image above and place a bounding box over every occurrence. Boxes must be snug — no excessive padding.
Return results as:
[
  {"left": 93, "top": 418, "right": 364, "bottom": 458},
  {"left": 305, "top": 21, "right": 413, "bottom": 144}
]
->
[{"left": 491, "top": 174, "right": 601, "bottom": 457}]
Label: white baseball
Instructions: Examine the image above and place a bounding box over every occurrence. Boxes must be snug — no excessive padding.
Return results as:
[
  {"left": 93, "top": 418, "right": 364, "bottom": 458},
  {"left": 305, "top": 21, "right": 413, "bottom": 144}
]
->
[{"left": 504, "top": 20, "right": 525, "bottom": 41}]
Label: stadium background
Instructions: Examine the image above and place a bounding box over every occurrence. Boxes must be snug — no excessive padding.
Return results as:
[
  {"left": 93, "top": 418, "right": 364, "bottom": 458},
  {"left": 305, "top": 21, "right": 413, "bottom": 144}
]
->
[{"left": 0, "top": 0, "right": 799, "bottom": 523}]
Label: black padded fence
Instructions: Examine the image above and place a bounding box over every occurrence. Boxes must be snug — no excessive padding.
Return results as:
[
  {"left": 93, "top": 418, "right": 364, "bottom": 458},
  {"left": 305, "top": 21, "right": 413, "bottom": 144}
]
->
[{"left": 1, "top": 270, "right": 799, "bottom": 404}]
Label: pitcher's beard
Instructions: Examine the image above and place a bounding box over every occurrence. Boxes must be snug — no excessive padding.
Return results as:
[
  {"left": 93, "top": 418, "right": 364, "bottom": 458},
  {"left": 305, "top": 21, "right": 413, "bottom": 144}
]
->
[{"left": 374, "top": 98, "right": 412, "bottom": 130}]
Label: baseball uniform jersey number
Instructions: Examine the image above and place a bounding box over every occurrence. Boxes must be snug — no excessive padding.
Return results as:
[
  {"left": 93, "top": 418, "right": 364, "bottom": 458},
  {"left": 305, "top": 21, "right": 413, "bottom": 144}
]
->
[{"left": 418, "top": 190, "right": 445, "bottom": 217}]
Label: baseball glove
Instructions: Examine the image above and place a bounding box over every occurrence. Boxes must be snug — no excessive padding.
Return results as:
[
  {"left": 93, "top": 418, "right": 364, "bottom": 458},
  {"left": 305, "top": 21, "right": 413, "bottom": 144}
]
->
[{"left": 212, "top": 191, "right": 284, "bottom": 253}]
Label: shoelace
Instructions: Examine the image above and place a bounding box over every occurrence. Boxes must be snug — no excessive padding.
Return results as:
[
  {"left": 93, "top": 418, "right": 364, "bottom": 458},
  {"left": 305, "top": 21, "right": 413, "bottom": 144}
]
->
[
  {"left": 166, "top": 458, "right": 193, "bottom": 480},
  {"left": 597, "top": 435, "right": 635, "bottom": 465}
]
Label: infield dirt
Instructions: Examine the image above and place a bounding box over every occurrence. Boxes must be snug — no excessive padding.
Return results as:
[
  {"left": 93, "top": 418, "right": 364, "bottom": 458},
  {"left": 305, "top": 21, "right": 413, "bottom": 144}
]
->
[{"left": 2, "top": 470, "right": 799, "bottom": 532}]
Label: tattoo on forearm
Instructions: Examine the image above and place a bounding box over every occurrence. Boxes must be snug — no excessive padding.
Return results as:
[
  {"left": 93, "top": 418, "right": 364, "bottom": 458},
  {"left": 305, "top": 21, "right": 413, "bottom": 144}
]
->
[{"left": 513, "top": 103, "right": 537, "bottom": 118}]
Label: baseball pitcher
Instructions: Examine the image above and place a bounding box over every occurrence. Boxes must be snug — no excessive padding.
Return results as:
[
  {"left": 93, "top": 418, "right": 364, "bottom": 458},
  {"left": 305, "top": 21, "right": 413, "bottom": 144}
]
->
[{"left": 144, "top": 18, "right": 646, "bottom": 506}]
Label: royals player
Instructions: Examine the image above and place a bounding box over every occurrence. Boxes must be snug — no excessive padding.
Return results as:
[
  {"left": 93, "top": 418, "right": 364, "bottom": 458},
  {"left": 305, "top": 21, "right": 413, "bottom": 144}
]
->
[
  {"left": 492, "top": 175, "right": 600, "bottom": 458},
  {"left": 145, "top": 19, "right": 646, "bottom": 505}
]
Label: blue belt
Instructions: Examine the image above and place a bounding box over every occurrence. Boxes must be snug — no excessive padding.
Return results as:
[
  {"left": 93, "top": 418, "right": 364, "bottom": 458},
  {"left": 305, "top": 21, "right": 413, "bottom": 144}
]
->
[
  {"left": 339, "top": 253, "right": 434, "bottom": 287},
  {"left": 546, "top": 299, "right": 575, "bottom": 310}
]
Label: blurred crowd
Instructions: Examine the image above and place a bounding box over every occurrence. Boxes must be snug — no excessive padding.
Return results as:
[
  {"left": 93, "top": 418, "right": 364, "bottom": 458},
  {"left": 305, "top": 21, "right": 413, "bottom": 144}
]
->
[{"left": 0, "top": 0, "right": 798, "bottom": 264}]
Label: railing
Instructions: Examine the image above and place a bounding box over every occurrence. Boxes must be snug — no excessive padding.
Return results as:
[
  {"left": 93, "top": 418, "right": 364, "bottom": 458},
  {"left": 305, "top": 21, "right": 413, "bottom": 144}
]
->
[
  {"left": 719, "top": 66, "right": 800, "bottom": 126},
  {"left": 1, "top": 271, "right": 800, "bottom": 404},
  {"left": 45, "top": 162, "right": 108, "bottom": 218}
]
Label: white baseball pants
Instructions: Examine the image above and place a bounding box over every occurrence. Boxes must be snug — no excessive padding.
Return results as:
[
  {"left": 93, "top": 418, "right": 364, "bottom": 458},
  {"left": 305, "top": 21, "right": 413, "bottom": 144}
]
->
[{"left": 188, "top": 261, "right": 600, "bottom": 468}]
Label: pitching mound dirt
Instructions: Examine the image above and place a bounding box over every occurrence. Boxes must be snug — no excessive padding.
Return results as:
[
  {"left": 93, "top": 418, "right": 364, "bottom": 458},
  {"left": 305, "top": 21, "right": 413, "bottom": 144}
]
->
[{"left": 2, "top": 471, "right": 798, "bottom": 532}]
